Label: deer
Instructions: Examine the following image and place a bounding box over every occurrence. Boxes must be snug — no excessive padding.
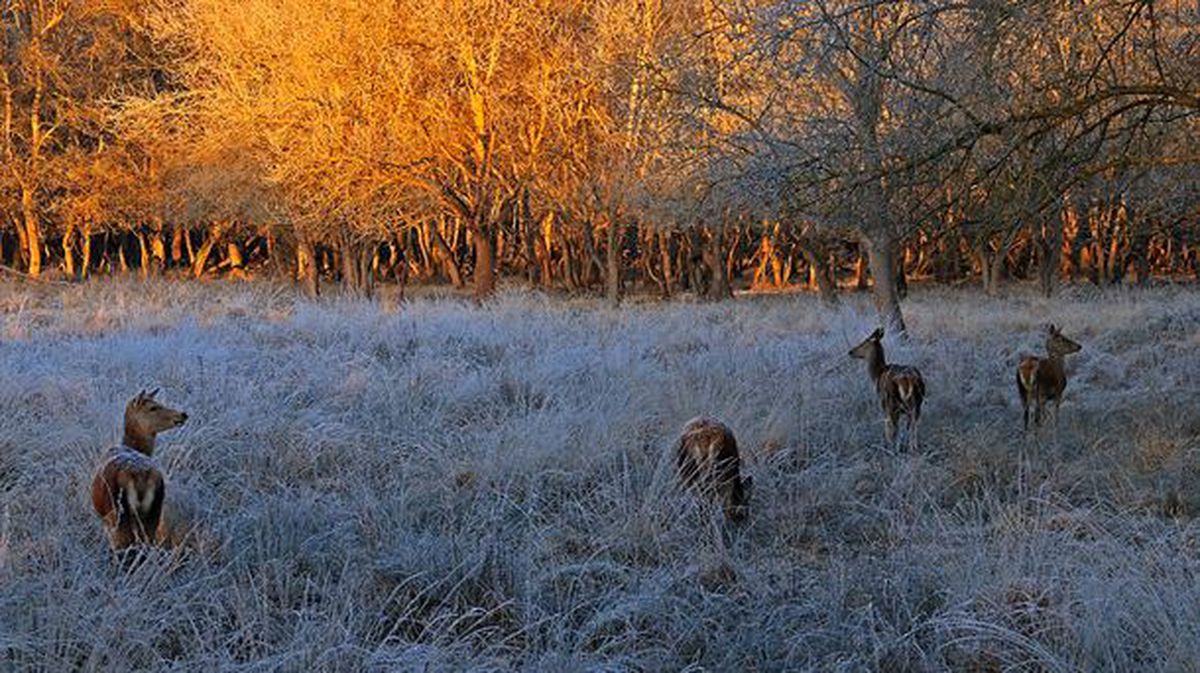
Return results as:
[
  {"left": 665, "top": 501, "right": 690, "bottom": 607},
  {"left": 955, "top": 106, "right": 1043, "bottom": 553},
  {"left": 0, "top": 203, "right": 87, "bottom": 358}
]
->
[
  {"left": 849, "top": 327, "right": 926, "bottom": 450},
  {"left": 90, "top": 389, "right": 188, "bottom": 553},
  {"left": 1017, "top": 324, "right": 1082, "bottom": 430},
  {"left": 675, "top": 417, "right": 754, "bottom": 523}
]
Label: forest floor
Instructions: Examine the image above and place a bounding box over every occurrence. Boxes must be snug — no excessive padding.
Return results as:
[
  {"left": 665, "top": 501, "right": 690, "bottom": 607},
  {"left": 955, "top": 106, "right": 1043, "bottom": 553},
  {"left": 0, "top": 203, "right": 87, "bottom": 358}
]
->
[{"left": 1, "top": 278, "right": 1198, "bottom": 671}]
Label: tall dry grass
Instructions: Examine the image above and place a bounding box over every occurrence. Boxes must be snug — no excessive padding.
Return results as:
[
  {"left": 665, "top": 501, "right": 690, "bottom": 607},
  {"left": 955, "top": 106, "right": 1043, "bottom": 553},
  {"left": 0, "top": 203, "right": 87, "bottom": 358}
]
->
[{"left": 1, "top": 279, "right": 1198, "bottom": 671}]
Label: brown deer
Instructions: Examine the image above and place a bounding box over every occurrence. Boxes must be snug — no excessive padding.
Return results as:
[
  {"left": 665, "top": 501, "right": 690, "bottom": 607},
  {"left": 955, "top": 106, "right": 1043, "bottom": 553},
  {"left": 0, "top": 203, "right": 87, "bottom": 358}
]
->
[
  {"left": 675, "top": 417, "right": 754, "bottom": 523},
  {"left": 90, "top": 390, "right": 188, "bottom": 552},
  {"left": 849, "top": 328, "right": 926, "bottom": 450},
  {"left": 1017, "top": 324, "right": 1082, "bottom": 429}
]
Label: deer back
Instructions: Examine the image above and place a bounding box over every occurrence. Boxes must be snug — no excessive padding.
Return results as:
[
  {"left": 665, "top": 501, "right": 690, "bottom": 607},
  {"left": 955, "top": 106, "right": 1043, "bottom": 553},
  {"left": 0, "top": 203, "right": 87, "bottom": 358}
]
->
[
  {"left": 675, "top": 416, "right": 754, "bottom": 522},
  {"left": 676, "top": 417, "right": 741, "bottom": 492}
]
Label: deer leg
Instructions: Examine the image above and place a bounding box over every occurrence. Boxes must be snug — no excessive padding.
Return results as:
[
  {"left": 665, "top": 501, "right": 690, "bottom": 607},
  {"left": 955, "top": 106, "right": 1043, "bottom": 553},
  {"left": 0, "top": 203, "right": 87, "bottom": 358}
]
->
[
  {"left": 884, "top": 415, "right": 898, "bottom": 448},
  {"left": 140, "top": 485, "right": 165, "bottom": 546},
  {"left": 112, "top": 487, "right": 135, "bottom": 550},
  {"left": 908, "top": 411, "right": 920, "bottom": 451},
  {"left": 110, "top": 523, "right": 135, "bottom": 551},
  {"left": 1021, "top": 395, "right": 1030, "bottom": 430}
]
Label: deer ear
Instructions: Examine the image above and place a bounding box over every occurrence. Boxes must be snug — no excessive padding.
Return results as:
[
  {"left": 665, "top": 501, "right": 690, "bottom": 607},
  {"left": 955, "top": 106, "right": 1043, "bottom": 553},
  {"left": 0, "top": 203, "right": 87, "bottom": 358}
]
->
[
  {"left": 872, "top": 327, "right": 884, "bottom": 340},
  {"left": 147, "top": 388, "right": 160, "bottom": 399}
]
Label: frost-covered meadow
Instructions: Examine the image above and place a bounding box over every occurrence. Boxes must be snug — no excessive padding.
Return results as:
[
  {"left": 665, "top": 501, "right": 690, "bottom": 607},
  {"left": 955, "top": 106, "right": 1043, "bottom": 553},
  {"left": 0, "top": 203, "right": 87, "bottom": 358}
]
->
[{"left": 1, "top": 280, "right": 1199, "bottom": 671}]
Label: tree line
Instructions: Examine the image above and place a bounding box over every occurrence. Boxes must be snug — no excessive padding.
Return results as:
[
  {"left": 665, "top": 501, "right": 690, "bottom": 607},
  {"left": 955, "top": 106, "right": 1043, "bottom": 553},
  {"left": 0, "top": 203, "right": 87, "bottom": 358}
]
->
[{"left": 3, "top": 0, "right": 1198, "bottom": 328}]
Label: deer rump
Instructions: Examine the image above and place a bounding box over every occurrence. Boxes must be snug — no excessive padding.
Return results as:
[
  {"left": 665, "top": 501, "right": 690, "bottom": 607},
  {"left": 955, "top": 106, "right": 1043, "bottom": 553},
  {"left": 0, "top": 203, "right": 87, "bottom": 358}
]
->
[
  {"left": 1017, "top": 355, "right": 1065, "bottom": 401},
  {"left": 1017, "top": 356, "right": 1040, "bottom": 402},
  {"left": 676, "top": 418, "right": 744, "bottom": 504},
  {"left": 878, "top": 365, "right": 925, "bottom": 413},
  {"left": 90, "top": 448, "right": 165, "bottom": 548}
]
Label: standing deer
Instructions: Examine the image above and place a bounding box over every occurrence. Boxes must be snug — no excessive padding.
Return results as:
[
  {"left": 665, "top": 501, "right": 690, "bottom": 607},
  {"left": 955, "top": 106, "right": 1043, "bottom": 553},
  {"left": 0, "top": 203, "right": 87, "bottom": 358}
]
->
[
  {"left": 90, "top": 389, "right": 188, "bottom": 552},
  {"left": 1017, "top": 324, "right": 1082, "bottom": 429},
  {"left": 849, "top": 328, "right": 926, "bottom": 450},
  {"left": 675, "top": 417, "right": 754, "bottom": 523}
]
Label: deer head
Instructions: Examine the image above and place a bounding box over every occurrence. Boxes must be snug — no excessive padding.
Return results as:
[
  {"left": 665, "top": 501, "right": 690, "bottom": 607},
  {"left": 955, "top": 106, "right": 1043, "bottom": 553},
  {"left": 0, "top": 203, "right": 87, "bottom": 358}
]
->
[
  {"left": 1044, "top": 324, "right": 1082, "bottom": 357},
  {"left": 848, "top": 327, "right": 885, "bottom": 359},
  {"left": 124, "top": 389, "right": 188, "bottom": 454}
]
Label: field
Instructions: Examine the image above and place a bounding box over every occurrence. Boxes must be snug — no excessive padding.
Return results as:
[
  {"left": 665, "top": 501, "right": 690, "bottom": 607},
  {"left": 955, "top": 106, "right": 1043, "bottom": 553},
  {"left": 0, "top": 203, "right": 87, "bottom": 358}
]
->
[{"left": 1, "top": 280, "right": 1199, "bottom": 672}]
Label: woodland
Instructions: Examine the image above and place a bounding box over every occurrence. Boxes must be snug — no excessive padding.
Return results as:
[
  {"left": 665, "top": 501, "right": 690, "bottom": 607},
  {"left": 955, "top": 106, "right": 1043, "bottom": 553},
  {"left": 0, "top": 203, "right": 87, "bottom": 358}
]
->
[{"left": 2, "top": 0, "right": 1198, "bottom": 329}]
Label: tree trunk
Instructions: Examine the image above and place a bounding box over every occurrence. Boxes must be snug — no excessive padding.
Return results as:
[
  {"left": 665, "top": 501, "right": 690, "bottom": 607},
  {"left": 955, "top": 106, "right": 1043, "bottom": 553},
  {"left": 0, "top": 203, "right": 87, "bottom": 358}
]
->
[
  {"left": 605, "top": 217, "right": 621, "bottom": 306},
  {"left": 414, "top": 221, "right": 434, "bottom": 279},
  {"left": 13, "top": 214, "right": 30, "bottom": 269},
  {"left": 752, "top": 231, "right": 774, "bottom": 289},
  {"left": 184, "top": 226, "right": 197, "bottom": 267},
  {"left": 701, "top": 225, "right": 731, "bottom": 301},
  {"left": 118, "top": 237, "right": 130, "bottom": 274},
  {"left": 538, "top": 212, "right": 555, "bottom": 288},
  {"left": 581, "top": 223, "right": 604, "bottom": 288},
  {"left": 986, "top": 249, "right": 1005, "bottom": 294},
  {"left": 358, "top": 243, "right": 375, "bottom": 299},
  {"left": 297, "top": 237, "right": 320, "bottom": 297},
  {"left": 267, "top": 229, "right": 292, "bottom": 279},
  {"left": 473, "top": 225, "right": 496, "bottom": 300},
  {"left": 137, "top": 230, "right": 151, "bottom": 279},
  {"left": 1130, "top": 223, "right": 1151, "bottom": 287},
  {"left": 864, "top": 232, "right": 906, "bottom": 334},
  {"left": 522, "top": 191, "right": 539, "bottom": 286},
  {"left": 226, "top": 241, "right": 245, "bottom": 273},
  {"left": 563, "top": 237, "right": 580, "bottom": 290},
  {"left": 658, "top": 227, "right": 673, "bottom": 298},
  {"left": 191, "top": 222, "right": 227, "bottom": 278},
  {"left": 796, "top": 237, "right": 837, "bottom": 304},
  {"left": 685, "top": 228, "right": 706, "bottom": 296},
  {"left": 895, "top": 245, "right": 909, "bottom": 299},
  {"left": 20, "top": 184, "right": 41, "bottom": 277},
  {"left": 854, "top": 61, "right": 902, "bottom": 331},
  {"left": 1037, "top": 216, "right": 1063, "bottom": 297},
  {"left": 340, "top": 235, "right": 360, "bottom": 291},
  {"left": 1106, "top": 228, "right": 1123, "bottom": 285},
  {"left": 853, "top": 250, "right": 869, "bottom": 291},
  {"left": 150, "top": 227, "right": 166, "bottom": 275},
  {"left": 80, "top": 224, "right": 92, "bottom": 280},
  {"left": 430, "top": 222, "right": 464, "bottom": 287},
  {"left": 170, "top": 224, "right": 185, "bottom": 265},
  {"left": 62, "top": 220, "right": 77, "bottom": 279},
  {"left": 725, "top": 225, "right": 741, "bottom": 290},
  {"left": 19, "top": 60, "right": 45, "bottom": 278},
  {"left": 495, "top": 226, "right": 506, "bottom": 274}
]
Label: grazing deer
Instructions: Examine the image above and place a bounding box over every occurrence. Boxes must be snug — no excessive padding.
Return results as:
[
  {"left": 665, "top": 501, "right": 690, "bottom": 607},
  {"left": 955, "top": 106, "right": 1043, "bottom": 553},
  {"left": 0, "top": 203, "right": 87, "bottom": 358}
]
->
[
  {"left": 1017, "top": 324, "right": 1082, "bottom": 429},
  {"left": 676, "top": 417, "right": 754, "bottom": 523},
  {"left": 849, "top": 328, "right": 926, "bottom": 450},
  {"left": 90, "top": 389, "right": 188, "bottom": 552}
]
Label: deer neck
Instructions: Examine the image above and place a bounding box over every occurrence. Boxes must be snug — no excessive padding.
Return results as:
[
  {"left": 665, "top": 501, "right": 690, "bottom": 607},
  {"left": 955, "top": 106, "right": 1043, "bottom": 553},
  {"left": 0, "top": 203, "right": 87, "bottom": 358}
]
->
[
  {"left": 123, "top": 421, "right": 156, "bottom": 455},
  {"left": 865, "top": 341, "right": 887, "bottom": 384},
  {"left": 1043, "top": 349, "right": 1068, "bottom": 376}
]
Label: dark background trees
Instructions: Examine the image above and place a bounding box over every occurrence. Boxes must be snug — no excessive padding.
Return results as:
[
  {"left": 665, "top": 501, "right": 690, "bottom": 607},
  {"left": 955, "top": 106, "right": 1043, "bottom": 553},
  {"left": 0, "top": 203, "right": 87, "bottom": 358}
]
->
[{"left": 1, "top": 0, "right": 1196, "bottom": 319}]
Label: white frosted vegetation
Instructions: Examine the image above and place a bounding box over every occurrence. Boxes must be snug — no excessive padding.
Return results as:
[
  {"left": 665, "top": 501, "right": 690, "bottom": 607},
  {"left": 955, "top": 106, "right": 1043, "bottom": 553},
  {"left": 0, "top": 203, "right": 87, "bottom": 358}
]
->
[{"left": 1, "top": 279, "right": 1199, "bottom": 671}]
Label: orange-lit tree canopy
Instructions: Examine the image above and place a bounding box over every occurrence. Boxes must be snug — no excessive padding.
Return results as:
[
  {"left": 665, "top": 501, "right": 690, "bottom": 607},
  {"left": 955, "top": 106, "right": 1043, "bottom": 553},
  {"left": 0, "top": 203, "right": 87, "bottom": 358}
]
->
[{"left": 1, "top": 0, "right": 1197, "bottom": 316}]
